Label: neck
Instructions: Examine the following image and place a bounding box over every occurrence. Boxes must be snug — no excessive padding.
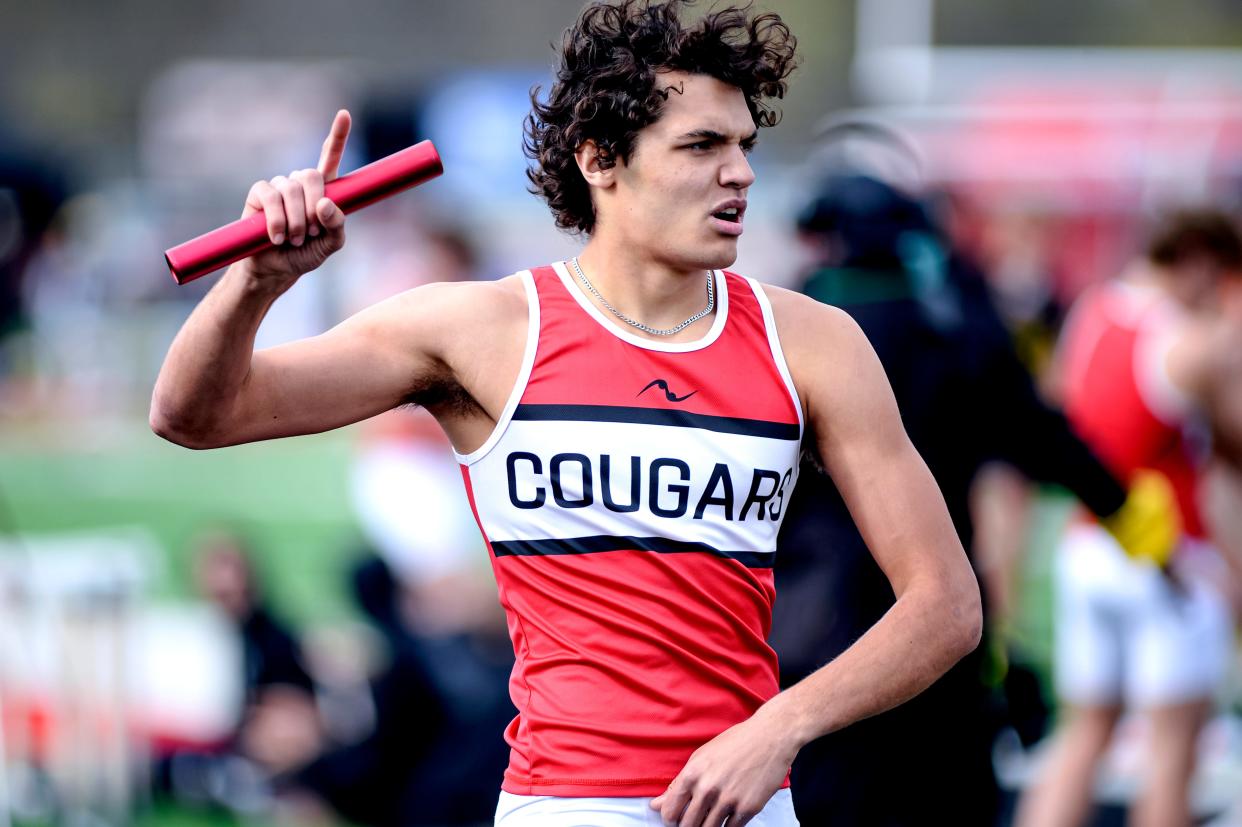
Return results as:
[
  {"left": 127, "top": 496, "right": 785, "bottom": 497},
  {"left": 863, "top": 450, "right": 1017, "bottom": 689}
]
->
[{"left": 575, "top": 236, "right": 715, "bottom": 334}]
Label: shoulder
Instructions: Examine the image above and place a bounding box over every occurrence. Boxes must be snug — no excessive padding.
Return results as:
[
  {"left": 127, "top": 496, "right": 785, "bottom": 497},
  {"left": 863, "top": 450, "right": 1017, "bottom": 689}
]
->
[
  {"left": 353, "top": 273, "right": 529, "bottom": 337},
  {"left": 753, "top": 283, "right": 888, "bottom": 424},
  {"left": 385, "top": 273, "right": 528, "bottom": 322},
  {"left": 331, "top": 273, "right": 531, "bottom": 374},
  {"left": 752, "top": 282, "right": 870, "bottom": 362}
]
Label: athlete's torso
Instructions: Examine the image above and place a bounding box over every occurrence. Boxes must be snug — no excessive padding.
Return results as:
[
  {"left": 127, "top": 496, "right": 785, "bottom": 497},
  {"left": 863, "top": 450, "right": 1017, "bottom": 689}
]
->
[
  {"left": 458, "top": 263, "right": 803, "bottom": 796},
  {"left": 1060, "top": 280, "right": 1204, "bottom": 537}
]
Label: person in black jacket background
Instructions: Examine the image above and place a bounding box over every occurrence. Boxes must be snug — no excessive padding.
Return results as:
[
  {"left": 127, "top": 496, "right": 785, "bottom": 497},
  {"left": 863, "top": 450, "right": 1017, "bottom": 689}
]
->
[{"left": 771, "top": 173, "right": 1166, "bottom": 827}]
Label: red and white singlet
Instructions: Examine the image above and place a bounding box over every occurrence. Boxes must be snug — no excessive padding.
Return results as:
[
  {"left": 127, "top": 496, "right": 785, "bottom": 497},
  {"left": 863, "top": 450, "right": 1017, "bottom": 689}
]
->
[
  {"left": 1054, "top": 281, "right": 1233, "bottom": 707},
  {"left": 1060, "top": 280, "right": 1203, "bottom": 537},
  {"left": 457, "top": 263, "right": 803, "bottom": 797}
]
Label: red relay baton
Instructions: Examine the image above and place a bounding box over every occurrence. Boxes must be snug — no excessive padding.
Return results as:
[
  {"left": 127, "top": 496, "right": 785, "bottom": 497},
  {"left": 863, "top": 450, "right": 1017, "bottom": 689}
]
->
[{"left": 164, "top": 140, "right": 443, "bottom": 284}]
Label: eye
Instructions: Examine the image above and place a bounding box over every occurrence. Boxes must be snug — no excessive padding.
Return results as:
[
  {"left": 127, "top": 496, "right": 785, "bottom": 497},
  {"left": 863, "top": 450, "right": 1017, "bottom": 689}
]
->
[
  {"left": 741, "top": 141, "right": 757, "bottom": 155},
  {"left": 686, "top": 140, "right": 713, "bottom": 151}
]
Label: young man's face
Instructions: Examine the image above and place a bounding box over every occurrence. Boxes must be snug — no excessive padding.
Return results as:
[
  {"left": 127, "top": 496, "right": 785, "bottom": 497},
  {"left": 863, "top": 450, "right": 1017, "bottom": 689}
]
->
[{"left": 600, "top": 70, "right": 758, "bottom": 271}]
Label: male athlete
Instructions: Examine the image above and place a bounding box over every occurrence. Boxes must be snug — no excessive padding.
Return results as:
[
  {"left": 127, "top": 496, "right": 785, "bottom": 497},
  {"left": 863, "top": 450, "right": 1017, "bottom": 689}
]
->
[
  {"left": 151, "top": 3, "right": 981, "bottom": 825},
  {"left": 1016, "top": 210, "right": 1242, "bottom": 827}
]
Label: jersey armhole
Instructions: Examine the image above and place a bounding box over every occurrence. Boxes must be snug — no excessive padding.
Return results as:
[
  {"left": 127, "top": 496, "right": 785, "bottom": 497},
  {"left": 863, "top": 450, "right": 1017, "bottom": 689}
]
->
[
  {"left": 453, "top": 270, "right": 540, "bottom": 466},
  {"left": 746, "top": 278, "right": 805, "bottom": 439}
]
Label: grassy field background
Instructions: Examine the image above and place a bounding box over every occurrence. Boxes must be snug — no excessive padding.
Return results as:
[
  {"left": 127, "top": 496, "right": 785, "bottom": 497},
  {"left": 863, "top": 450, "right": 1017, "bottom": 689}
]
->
[{"left": 0, "top": 419, "right": 365, "bottom": 627}]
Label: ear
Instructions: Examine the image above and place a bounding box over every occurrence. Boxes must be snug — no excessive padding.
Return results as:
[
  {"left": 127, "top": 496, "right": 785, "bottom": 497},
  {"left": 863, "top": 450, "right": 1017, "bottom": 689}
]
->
[{"left": 574, "top": 140, "right": 617, "bottom": 190}]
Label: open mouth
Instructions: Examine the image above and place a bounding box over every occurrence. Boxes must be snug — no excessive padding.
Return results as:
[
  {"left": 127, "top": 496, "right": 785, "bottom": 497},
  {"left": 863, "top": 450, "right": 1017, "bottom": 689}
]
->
[{"left": 712, "top": 207, "right": 741, "bottom": 223}]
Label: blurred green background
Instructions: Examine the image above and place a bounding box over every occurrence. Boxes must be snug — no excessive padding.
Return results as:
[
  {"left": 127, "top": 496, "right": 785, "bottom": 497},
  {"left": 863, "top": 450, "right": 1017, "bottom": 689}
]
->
[{"left": 0, "top": 423, "right": 361, "bottom": 626}]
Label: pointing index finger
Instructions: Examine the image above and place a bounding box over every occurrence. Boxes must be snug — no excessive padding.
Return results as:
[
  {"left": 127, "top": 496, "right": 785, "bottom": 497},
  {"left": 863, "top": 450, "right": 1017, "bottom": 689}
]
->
[{"left": 318, "top": 109, "right": 352, "bottom": 181}]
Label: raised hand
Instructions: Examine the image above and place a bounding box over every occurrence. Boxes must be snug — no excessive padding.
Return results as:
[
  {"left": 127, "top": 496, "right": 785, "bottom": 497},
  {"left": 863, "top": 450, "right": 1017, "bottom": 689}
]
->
[{"left": 242, "top": 109, "right": 352, "bottom": 283}]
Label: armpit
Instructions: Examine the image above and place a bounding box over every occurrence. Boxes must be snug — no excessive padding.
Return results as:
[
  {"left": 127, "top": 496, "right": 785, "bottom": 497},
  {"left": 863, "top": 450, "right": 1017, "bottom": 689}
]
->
[{"left": 402, "top": 365, "right": 486, "bottom": 419}]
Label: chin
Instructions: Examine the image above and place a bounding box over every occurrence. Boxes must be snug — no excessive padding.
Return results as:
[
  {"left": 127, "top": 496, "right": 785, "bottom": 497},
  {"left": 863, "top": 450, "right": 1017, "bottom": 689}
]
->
[
  {"left": 658, "top": 232, "right": 738, "bottom": 272},
  {"left": 686, "top": 239, "right": 739, "bottom": 271},
  {"left": 705, "top": 245, "right": 739, "bottom": 270}
]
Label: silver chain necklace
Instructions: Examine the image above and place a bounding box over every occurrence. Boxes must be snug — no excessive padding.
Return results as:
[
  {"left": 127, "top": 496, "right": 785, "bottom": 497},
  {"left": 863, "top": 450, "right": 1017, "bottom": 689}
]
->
[{"left": 570, "top": 257, "right": 715, "bottom": 337}]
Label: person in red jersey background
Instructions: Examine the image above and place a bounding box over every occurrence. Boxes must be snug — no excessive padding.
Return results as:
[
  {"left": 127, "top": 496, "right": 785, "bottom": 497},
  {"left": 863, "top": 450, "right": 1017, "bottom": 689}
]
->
[
  {"left": 150, "top": 3, "right": 981, "bottom": 825},
  {"left": 1017, "top": 210, "right": 1242, "bottom": 827}
]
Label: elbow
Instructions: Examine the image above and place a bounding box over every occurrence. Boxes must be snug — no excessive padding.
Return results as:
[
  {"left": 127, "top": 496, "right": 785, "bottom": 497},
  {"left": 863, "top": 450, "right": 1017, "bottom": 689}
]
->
[
  {"left": 148, "top": 398, "right": 224, "bottom": 450},
  {"left": 950, "top": 577, "right": 984, "bottom": 660}
]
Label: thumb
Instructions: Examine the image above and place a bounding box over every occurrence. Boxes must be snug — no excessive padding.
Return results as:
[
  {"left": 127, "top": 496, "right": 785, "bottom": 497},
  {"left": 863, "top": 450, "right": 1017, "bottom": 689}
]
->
[
  {"left": 650, "top": 794, "right": 664, "bottom": 810},
  {"left": 316, "top": 197, "right": 344, "bottom": 230}
]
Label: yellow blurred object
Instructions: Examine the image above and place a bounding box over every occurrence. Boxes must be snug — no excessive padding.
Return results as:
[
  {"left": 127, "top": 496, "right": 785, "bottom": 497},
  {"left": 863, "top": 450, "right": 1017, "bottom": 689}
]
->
[{"left": 1101, "top": 470, "right": 1182, "bottom": 567}]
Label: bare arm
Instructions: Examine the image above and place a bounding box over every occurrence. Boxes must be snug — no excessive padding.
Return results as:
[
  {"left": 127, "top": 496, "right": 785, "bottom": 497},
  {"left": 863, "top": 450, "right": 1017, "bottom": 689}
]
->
[
  {"left": 150, "top": 110, "right": 467, "bottom": 449},
  {"left": 1166, "top": 317, "right": 1242, "bottom": 464},
  {"left": 653, "top": 290, "right": 980, "bottom": 827},
  {"left": 766, "top": 295, "right": 981, "bottom": 729},
  {"left": 151, "top": 277, "right": 470, "bottom": 448},
  {"left": 1187, "top": 319, "right": 1242, "bottom": 617}
]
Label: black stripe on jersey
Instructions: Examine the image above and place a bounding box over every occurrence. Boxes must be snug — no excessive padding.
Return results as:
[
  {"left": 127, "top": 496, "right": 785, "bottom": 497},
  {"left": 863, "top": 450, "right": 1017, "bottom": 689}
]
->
[
  {"left": 511, "top": 404, "right": 799, "bottom": 441},
  {"left": 489, "top": 535, "right": 775, "bottom": 569}
]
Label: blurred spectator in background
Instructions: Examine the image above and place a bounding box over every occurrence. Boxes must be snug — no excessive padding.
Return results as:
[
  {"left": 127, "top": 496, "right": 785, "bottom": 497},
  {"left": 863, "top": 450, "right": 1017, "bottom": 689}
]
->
[
  {"left": 158, "top": 527, "right": 324, "bottom": 816},
  {"left": 344, "top": 222, "right": 495, "bottom": 641},
  {"left": 177, "top": 512, "right": 510, "bottom": 827},
  {"left": 0, "top": 133, "right": 69, "bottom": 386},
  {"left": 1016, "top": 209, "right": 1242, "bottom": 827},
  {"left": 349, "top": 409, "right": 503, "bottom": 643},
  {"left": 974, "top": 208, "right": 1064, "bottom": 380},
  {"left": 771, "top": 173, "right": 1177, "bottom": 827},
  {"left": 194, "top": 529, "right": 322, "bottom": 769},
  {"left": 294, "top": 398, "right": 512, "bottom": 826}
]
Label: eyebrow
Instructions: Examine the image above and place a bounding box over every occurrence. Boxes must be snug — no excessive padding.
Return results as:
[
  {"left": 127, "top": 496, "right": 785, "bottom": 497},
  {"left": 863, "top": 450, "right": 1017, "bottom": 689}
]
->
[{"left": 676, "top": 128, "right": 760, "bottom": 145}]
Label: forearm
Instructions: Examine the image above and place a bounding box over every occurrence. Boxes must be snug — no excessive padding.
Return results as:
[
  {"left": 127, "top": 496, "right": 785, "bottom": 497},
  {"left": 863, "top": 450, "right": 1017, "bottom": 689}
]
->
[
  {"left": 758, "top": 571, "right": 980, "bottom": 750},
  {"left": 982, "top": 350, "right": 1126, "bottom": 517},
  {"left": 1028, "top": 417, "right": 1126, "bottom": 519},
  {"left": 150, "top": 262, "right": 294, "bottom": 447}
]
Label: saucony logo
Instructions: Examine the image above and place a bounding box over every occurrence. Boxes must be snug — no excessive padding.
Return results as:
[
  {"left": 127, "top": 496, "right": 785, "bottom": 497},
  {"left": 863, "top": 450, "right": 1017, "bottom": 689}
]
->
[{"left": 639, "top": 378, "right": 697, "bottom": 403}]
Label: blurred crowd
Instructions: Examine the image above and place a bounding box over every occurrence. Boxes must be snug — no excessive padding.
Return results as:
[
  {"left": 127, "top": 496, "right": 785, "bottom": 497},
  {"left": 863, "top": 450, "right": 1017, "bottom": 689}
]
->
[{"left": 2, "top": 46, "right": 1242, "bottom": 827}]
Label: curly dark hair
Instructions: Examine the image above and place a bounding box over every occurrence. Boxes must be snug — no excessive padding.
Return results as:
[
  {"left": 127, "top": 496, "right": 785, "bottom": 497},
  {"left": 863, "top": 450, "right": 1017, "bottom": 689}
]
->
[
  {"left": 524, "top": 0, "right": 798, "bottom": 235},
  {"left": 1146, "top": 208, "right": 1242, "bottom": 272}
]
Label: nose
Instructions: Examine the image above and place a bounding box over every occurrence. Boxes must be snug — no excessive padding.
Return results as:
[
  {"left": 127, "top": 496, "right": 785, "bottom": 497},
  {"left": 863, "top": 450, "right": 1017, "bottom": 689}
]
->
[{"left": 721, "top": 145, "right": 755, "bottom": 190}]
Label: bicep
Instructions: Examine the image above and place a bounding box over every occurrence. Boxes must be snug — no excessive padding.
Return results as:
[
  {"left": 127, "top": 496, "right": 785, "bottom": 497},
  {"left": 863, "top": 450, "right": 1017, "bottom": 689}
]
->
[
  {"left": 801, "top": 313, "right": 968, "bottom": 595},
  {"left": 223, "top": 289, "right": 449, "bottom": 445}
]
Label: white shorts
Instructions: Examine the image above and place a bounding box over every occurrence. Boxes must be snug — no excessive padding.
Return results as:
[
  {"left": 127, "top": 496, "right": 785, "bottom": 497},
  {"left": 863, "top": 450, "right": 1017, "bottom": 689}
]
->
[
  {"left": 1054, "top": 524, "right": 1234, "bottom": 707},
  {"left": 495, "top": 787, "right": 799, "bottom": 826}
]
